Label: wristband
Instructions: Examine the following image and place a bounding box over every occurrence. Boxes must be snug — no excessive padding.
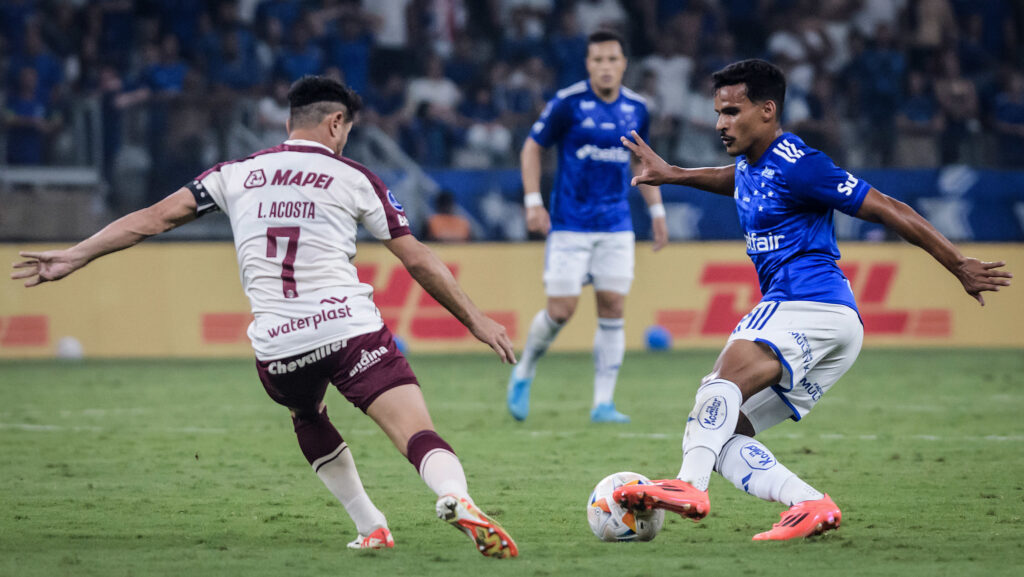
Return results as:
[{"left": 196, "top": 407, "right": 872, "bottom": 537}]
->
[
  {"left": 524, "top": 192, "right": 543, "bottom": 208},
  {"left": 648, "top": 203, "right": 666, "bottom": 219}
]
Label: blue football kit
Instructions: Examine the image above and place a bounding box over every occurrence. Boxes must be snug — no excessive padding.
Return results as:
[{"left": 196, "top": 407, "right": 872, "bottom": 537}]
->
[
  {"left": 529, "top": 80, "right": 650, "bottom": 233},
  {"left": 733, "top": 132, "right": 871, "bottom": 312}
]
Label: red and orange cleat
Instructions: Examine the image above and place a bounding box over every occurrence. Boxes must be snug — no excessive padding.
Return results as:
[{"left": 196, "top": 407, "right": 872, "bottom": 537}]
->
[
  {"left": 347, "top": 526, "right": 395, "bottom": 550},
  {"left": 752, "top": 494, "right": 841, "bottom": 541},
  {"left": 613, "top": 478, "right": 710, "bottom": 521},
  {"left": 436, "top": 494, "right": 518, "bottom": 559}
]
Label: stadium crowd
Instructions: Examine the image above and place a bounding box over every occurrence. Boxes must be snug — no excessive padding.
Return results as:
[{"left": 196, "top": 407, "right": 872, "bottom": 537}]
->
[{"left": 3, "top": 0, "right": 1024, "bottom": 207}]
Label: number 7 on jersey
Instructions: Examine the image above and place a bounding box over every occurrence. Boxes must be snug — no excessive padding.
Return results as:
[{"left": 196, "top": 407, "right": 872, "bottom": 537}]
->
[{"left": 266, "top": 226, "right": 300, "bottom": 298}]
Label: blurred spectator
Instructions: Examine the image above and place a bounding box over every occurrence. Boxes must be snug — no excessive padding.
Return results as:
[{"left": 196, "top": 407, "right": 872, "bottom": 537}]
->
[
  {"left": 896, "top": 70, "right": 944, "bottom": 167},
  {"left": 362, "top": 0, "right": 412, "bottom": 81},
  {"left": 993, "top": 71, "right": 1024, "bottom": 167},
  {"left": 214, "top": 31, "right": 262, "bottom": 92},
  {"left": 574, "top": 0, "right": 628, "bottom": 36},
  {"left": 907, "top": 0, "right": 958, "bottom": 68},
  {"left": 792, "top": 74, "right": 844, "bottom": 162},
  {"left": 256, "top": 77, "right": 292, "bottom": 147},
  {"left": 852, "top": 23, "right": 906, "bottom": 166},
  {"left": 457, "top": 84, "right": 512, "bottom": 168},
  {"left": 425, "top": 190, "right": 472, "bottom": 242},
  {"left": 934, "top": 50, "right": 980, "bottom": 164},
  {"left": 641, "top": 35, "right": 694, "bottom": 124},
  {"left": 326, "top": 16, "right": 374, "bottom": 95},
  {"left": 445, "top": 35, "right": 484, "bottom": 87},
  {"left": 363, "top": 72, "right": 407, "bottom": 139},
  {"left": 8, "top": 25, "right": 64, "bottom": 104},
  {"left": 403, "top": 101, "right": 456, "bottom": 166},
  {"left": 276, "top": 19, "right": 324, "bottom": 81},
  {"left": 404, "top": 54, "right": 461, "bottom": 118},
  {"left": 676, "top": 74, "right": 728, "bottom": 167},
  {"left": 548, "top": 10, "right": 588, "bottom": 88},
  {"left": 3, "top": 67, "right": 60, "bottom": 165}
]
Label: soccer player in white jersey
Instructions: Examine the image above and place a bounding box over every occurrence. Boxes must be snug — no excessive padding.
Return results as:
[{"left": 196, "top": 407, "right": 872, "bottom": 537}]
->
[
  {"left": 508, "top": 30, "right": 669, "bottom": 423},
  {"left": 12, "top": 76, "right": 519, "bottom": 558},
  {"left": 610, "top": 60, "right": 1012, "bottom": 540}
]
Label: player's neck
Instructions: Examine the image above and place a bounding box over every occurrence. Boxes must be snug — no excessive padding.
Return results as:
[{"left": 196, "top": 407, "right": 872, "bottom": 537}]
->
[
  {"left": 592, "top": 84, "right": 620, "bottom": 104},
  {"left": 744, "top": 127, "right": 784, "bottom": 164},
  {"left": 287, "top": 129, "right": 340, "bottom": 155}
]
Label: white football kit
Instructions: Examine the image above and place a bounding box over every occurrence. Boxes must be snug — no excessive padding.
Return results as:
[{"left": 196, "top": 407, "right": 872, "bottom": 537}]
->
[{"left": 186, "top": 139, "right": 412, "bottom": 360}]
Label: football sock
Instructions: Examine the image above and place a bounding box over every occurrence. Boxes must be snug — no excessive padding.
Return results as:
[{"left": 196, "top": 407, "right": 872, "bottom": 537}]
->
[
  {"left": 293, "top": 408, "right": 387, "bottom": 535},
  {"left": 678, "top": 379, "right": 743, "bottom": 491},
  {"left": 513, "top": 310, "right": 564, "bottom": 380},
  {"left": 593, "top": 317, "right": 625, "bottom": 407},
  {"left": 406, "top": 429, "right": 471, "bottom": 502},
  {"left": 715, "top": 434, "right": 824, "bottom": 506}
]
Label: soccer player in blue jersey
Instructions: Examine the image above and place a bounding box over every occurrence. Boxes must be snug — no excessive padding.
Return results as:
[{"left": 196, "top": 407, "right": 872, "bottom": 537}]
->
[
  {"left": 612, "top": 59, "right": 1012, "bottom": 539},
  {"left": 507, "top": 30, "right": 669, "bottom": 423}
]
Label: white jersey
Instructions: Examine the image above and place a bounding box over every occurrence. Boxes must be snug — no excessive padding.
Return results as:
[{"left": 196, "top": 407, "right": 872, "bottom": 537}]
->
[{"left": 186, "top": 139, "right": 412, "bottom": 360}]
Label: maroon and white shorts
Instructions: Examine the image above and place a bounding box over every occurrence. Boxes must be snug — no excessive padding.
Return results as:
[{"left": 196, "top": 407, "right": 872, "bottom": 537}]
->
[{"left": 255, "top": 327, "right": 418, "bottom": 413}]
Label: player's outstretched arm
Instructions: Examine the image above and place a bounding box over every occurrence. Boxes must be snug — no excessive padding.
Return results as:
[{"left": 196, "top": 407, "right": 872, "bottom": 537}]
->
[
  {"left": 621, "top": 131, "right": 734, "bottom": 196},
  {"left": 856, "top": 188, "right": 1012, "bottom": 305},
  {"left": 384, "top": 235, "right": 517, "bottom": 363},
  {"left": 11, "top": 188, "right": 198, "bottom": 287}
]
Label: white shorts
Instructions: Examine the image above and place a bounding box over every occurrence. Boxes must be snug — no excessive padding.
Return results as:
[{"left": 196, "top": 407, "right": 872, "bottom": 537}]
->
[
  {"left": 543, "top": 231, "right": 635, "bottom": 297},
  {"left": 726, "top": 301, "right": 864, "bottom": 433}
]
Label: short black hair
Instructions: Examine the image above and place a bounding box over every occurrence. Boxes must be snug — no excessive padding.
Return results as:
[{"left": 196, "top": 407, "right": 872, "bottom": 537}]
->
[
  {"left": 588, "top": 30, "right": 626, "bottom": 53},
  {"left": 712, "top": 59, "right": 786, "bottom": 119},
  {"left": 287, "top": 75, "right": 362, "bottom": 127}
]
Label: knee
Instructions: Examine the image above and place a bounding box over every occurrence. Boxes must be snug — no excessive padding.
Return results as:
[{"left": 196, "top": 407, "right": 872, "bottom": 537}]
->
[
  {"left": 596, "top": 295, "right": 625, "bottom": 319},
  {"left": 290, "top": 403, "right": 326, "bottom": 427},
  {"left": 547, "top": 300, "right": 576, "bottom": 324},
  {"left": 734, "top": 412, "right": 756, "bottom": 437}
]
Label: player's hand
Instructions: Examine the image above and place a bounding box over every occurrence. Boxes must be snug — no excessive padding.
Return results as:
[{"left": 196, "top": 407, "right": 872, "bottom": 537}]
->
[
  {"left": 468, "top": 315, "right": 517, "bottom": 364},
  {"left": 621, "top": 130, "right": 673, "bottom": 187},
  {"left": 11, "top": 250, "right": 86, "bottom": 287},
  {"left": 651, "top": 216, "right": 668, "bottom": 252},
  {"left": 526, "top": 205, "right": 550, "bottom": 236},
  {"left": 955, "top": 258, "right": 1012, "bottom": 306}
]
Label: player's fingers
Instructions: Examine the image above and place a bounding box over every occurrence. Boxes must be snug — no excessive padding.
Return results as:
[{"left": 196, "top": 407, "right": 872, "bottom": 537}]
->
[
  {"left": 12, "top": 260, "right": 39, "bottom": 269},
  {"left": 630, "top": 130, "right": 649, "bottom": 149},
  {"left": 981, "top": 260, "right": 1006, "bottom": 269},
  {"left": 975, "top": 293, "right": 985, "bottom": 306},
  {"left": 10, "top": 268, "right": 38, "bottom": 280},
  {"left": 18, "top": 251, "right": 44, "bottom": 259},
  {"left": 984, "top": 269, "right": 1013, "bottom": 279}
]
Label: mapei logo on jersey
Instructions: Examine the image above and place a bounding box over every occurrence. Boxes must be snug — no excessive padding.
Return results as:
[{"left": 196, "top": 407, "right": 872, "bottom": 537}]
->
[
  {"left": 740, "top": 443, "right": 776, "bottom": 470},
  {"left": 698, "top": 395, "right": 727, "bottom": 430},
  {"left": 575, "top": 144, "right": 631, "bottom": 163},
  {"left": 772, "top": 139, "right": 805, "bottom": 164},
  {"left": 244, "top": 169, "right": 267, "bottom": 189},
  {"left": 348, "top": 346, "right": 390, "bottom": 377},
  {"left": 386, "top": 189, "right": 403, "bottom": 211},
  {"left": 837, "top": 172, "right": 859, "bottom": 196},
  {"left": 744, "top": 231, "right": 786, "bottom": 252}
]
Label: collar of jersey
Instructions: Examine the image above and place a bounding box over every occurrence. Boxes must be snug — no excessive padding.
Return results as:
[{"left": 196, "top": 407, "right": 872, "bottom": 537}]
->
[
  {"left": 584, "top": 80, "right": 622, "bottom": 106},
  {"left": 284, "top": 139, "right": 334, "bottom": 153},
  {"left": 744, "top": 132, "right": 793, "bottom": 168}
]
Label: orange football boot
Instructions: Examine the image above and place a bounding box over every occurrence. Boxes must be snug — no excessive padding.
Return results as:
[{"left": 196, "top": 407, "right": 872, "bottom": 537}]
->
[
  {"left": 436, "top": 495, "right": 519, "bottom": 558},
  {"left": 613, "top": 478, "right": 710, "bottom": 521},
  {"left": 346, "top": 526, "right": 395, "bottom": 550},
  {"left": 752, "top": 494, "right": 841, "bottom": 540}
]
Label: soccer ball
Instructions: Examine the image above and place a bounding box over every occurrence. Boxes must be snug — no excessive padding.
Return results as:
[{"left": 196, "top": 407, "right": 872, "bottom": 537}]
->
[{"left": 587, "top": 472, "right": 664, "bottom": 542}]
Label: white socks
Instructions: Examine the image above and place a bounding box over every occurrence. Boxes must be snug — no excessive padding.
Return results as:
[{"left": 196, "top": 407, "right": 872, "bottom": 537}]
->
[
  {"left": 715, "top": 434, "right": 824, "bottom": 506},
  {"left": 513, "top": 310, "right": 564, "bottom": 380},
  {"left": 419, "top": 448, "right": 472, "bottom": 503},
  {"left": 593, "top": 318, "right": 625, "bottom": 407},
  {"left": 678, "top": 379, "right": 743, "bottom": 491},
  {"left": 314, "top": 443, "right": 388, "bottom": 535}
]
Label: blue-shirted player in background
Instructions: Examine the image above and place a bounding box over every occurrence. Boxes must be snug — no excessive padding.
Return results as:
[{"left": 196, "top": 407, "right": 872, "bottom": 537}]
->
[
  {"left": 613, "top": 59, "right": 1012, "bottom": 540},
  {"left": 508, "top": 30, "right": 669, "bottom": 423}
]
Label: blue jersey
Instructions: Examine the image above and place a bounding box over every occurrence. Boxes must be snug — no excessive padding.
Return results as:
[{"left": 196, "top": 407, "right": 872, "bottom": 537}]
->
[
  {"left": 529, "top": 80, "right": 649, "bottom": 232},
  {"left": 735, "top": 133, "right": 871, "bottom": 311}
]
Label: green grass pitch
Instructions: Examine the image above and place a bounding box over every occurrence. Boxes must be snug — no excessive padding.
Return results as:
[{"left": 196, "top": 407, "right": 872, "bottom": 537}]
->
[{"left": 1, "top": 350, "right": 1022, "bottom": 577}]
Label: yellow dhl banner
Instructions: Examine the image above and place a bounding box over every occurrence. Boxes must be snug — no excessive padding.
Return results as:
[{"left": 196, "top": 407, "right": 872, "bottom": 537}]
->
[{"left": 1, "top": 242, "right": 1021, "bottom": 358}]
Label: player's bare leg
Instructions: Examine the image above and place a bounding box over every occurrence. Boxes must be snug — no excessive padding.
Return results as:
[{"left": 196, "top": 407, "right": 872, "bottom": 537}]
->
[
  {"left": 507, "top": 296, "right": 575, "bottom": 421},
  {"left": 289, "top": 402, "right": 391, "bottom": 549},
  {"left": 366, "top": 385, "right": 518, "bottom": 558},
  {"left": 591, "top": 290, "right": 629, "bottom": 423}
]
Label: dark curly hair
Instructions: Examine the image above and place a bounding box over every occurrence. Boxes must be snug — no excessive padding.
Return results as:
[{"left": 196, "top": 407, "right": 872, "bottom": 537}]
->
[{"left": 712, "top": 59, "right": 787, "bottom": 120}]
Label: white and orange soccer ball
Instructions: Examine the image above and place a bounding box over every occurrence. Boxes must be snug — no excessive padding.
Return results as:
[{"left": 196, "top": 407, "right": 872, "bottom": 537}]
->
[{"left": 587, "top": 472, "right": 665, "bottom": 542}]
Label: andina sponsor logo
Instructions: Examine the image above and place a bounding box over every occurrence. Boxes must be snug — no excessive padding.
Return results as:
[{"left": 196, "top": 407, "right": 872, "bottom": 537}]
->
[
  {"left": 268, "top": 341, "right": 344, "bottom": 375},
  {"left": 348, "top": 346, "right": 390, "bottom": 377},
  {"left": 699, "top": 395, "right": 727, "bottom": 430},
  {"left": 267, "top": 304, "right": 353, "bottom": 338}
]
